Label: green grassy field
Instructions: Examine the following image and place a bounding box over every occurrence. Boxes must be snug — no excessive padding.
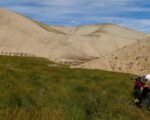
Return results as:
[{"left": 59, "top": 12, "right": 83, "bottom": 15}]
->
[{"left": 0, "top": 55, "right": 149, "bottom": 120}]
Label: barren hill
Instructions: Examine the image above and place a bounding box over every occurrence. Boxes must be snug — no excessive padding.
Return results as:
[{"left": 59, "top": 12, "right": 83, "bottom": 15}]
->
[
  {"left": 0, "top": 8, "right": 149, "bottom": 65},
  {"left": 72, "top": 40, "right": 150, "bottom": 75}
]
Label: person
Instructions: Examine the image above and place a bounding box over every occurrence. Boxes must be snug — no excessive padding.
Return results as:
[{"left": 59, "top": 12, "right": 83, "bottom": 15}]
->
[
  {"left": 133, "top": 76, "right": 145, "bottom": 106},
  {"left": 133, "top": 74, "right": 150, "bottom": 107}
]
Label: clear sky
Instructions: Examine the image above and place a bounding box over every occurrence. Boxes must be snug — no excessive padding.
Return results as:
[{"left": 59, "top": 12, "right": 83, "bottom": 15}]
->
[{"left": 0, "top": 0, "right": 150, "bottom": 33}]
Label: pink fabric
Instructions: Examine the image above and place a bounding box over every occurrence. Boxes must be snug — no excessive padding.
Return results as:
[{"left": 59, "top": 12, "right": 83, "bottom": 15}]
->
[{"left": 135, "top": 80, "right": 144, "bottom": 89}]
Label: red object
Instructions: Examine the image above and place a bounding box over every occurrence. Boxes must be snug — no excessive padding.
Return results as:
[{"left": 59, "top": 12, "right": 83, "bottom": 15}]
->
[{"left": 134, "top": 80, "right": 145, "bottom": 89}]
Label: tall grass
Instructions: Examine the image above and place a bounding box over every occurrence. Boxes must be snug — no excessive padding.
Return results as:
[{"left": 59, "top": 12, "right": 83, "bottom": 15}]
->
[{"left": 0, "top": 55, "right": 149, "bottom": 120}]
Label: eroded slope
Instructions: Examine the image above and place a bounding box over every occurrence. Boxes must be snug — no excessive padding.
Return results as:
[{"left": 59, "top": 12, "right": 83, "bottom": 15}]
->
[
  {"left": 0, "top": 9, "right": 149, "bottom": 65},
  {"left": 73, "top": 40, "right": 150, "bottom": 75}
]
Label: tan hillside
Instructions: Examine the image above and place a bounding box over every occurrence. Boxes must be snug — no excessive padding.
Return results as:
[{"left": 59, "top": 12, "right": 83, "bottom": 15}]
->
[
  {"left": 0, "top": 8, "right": 149, "bottom": 65},
  {"left": 72, "top": 40, "right": 150, "bottom": 75}
]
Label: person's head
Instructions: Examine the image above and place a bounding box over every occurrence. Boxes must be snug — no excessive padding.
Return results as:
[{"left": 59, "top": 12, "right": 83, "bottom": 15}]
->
[{"left": 144, "top": 74, "right": 150, "bottom": 82}]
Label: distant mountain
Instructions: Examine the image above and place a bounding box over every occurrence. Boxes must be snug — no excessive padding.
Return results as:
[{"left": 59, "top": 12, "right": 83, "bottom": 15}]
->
[{"left": 0, "top": 8, "right": 149, "bottom": 69}]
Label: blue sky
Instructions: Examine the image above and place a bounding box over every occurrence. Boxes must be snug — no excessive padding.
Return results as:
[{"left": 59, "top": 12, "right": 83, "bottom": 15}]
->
[{"left": 0, "top": 0, "right": 150, "bottom": 33}]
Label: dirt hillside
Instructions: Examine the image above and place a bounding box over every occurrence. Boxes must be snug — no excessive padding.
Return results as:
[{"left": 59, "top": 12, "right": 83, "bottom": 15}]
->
[
  {"left": 0, "top": 8, "right": 149, "bottom": 65},
  {"left": 72, "top": 40, "right": 150, "bottom": 75}
]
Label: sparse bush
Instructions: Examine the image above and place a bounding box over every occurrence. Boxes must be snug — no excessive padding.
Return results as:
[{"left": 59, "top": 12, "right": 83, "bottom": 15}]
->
[
  {"left": 135, "top": 56, "right": 139, "bottom": 60},
  {"left": 119, "top": 67, "right": 122, "bottom": 70},
  {"left": 115, "top": 56, "right": 118, "bottom": 59},
  {"left": 145, "top": 57, "right": 148, "bottom": 61}
]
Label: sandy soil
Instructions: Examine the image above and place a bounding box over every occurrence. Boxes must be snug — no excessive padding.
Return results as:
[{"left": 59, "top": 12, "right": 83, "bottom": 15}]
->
[
  {"left": 73, "top": 40, "right": 150, "bottom": 75},
  {"left": 0, "top": 8, "right": 149, "bottom": 74}
]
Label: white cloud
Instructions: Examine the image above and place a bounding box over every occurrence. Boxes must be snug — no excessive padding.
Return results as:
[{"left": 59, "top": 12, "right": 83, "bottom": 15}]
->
[{"left": 0, "top": 0, "right": 150, "bottom": 33}]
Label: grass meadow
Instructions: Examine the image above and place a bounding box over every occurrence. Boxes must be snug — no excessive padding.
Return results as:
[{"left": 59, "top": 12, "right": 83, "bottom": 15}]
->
[{"left": 0, "top": 55, "right": 149, "bottom": 120}]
